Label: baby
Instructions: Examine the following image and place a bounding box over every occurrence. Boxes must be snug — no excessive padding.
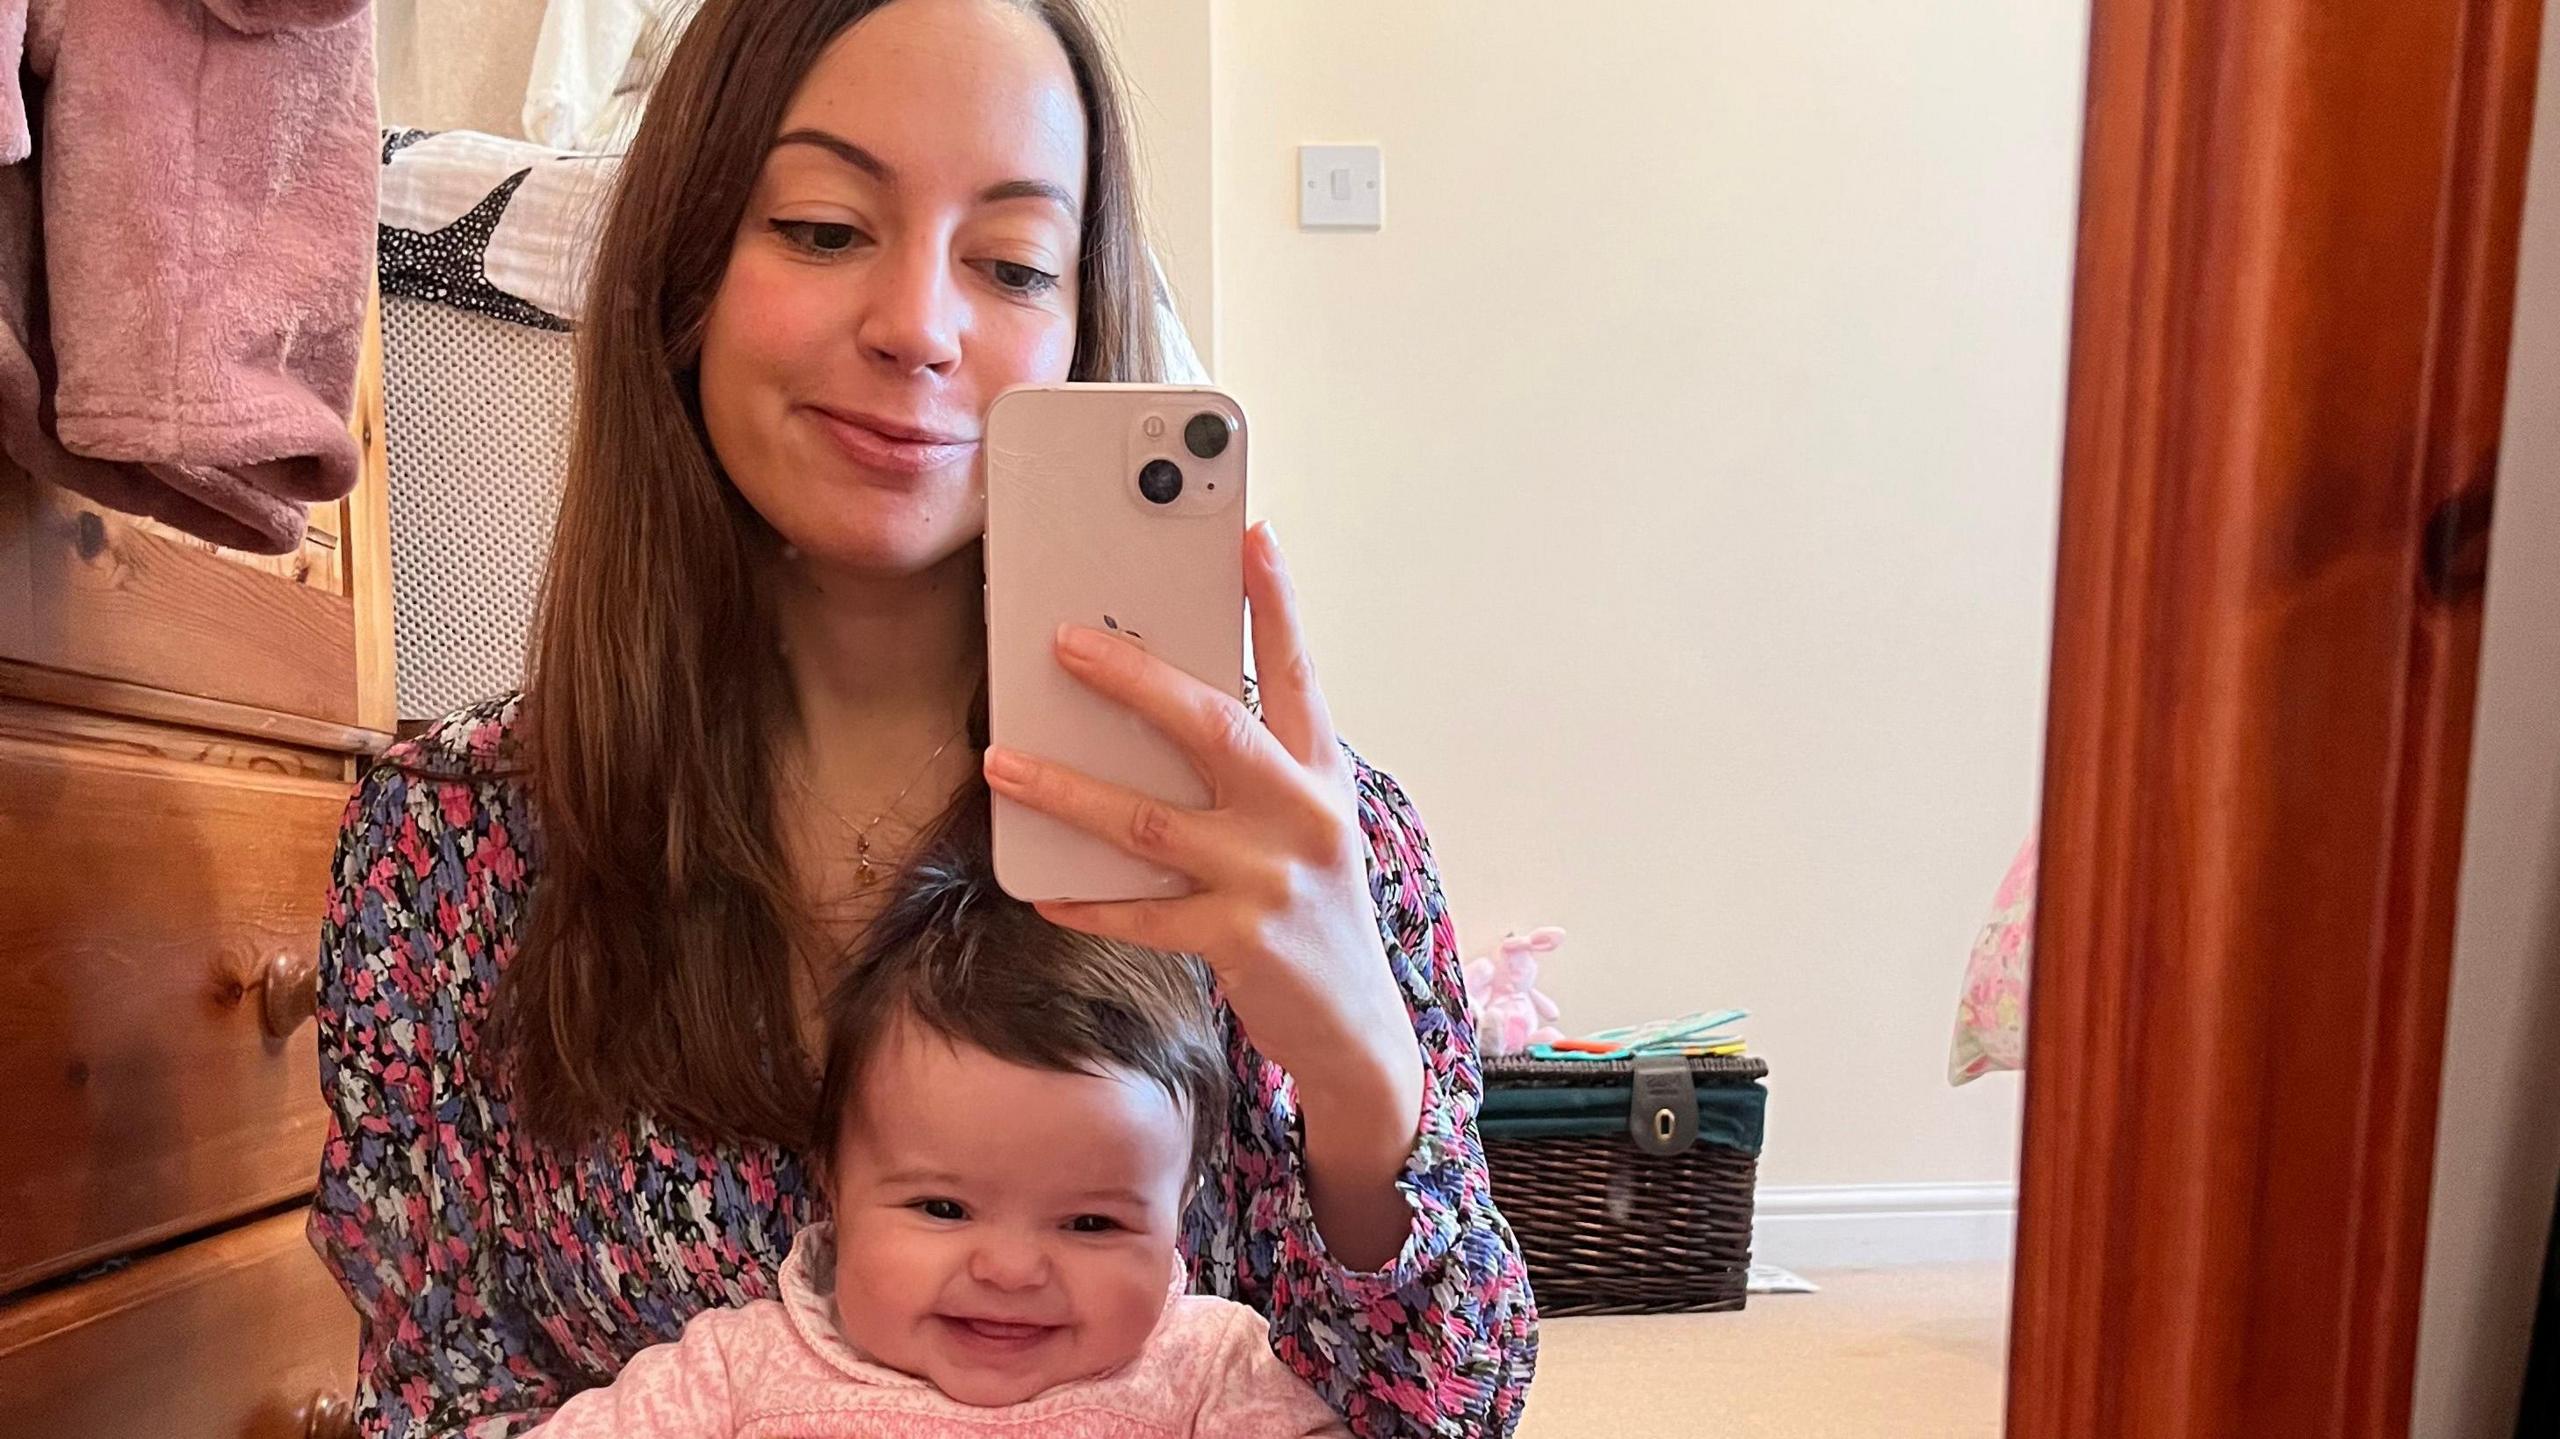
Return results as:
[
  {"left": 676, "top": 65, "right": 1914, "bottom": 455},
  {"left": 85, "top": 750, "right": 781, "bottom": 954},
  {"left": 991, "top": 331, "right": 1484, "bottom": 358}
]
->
[{"left": 529, "top": 834, "right": 1347, "bottom": 1437}]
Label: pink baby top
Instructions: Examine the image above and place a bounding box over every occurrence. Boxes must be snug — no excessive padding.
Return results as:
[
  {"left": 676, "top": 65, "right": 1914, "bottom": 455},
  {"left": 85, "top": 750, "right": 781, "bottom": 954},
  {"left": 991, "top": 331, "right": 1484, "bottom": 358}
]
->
[{"left": 528, "top": 1223, "right": 1350, "bottom": 1438}]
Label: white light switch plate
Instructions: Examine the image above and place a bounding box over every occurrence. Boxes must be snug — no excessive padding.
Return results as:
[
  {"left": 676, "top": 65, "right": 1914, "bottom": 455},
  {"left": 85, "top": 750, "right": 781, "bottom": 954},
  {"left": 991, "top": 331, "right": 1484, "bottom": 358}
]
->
[{"left": 1300, "top": 144, "right": 1383, "bottom": 229}]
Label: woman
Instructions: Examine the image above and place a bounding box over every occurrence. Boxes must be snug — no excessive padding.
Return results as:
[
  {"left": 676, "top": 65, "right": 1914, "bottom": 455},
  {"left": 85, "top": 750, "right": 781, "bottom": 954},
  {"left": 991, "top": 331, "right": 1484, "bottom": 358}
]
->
[{"left": 308, "top": 2, "right": 1536, "bottom": 1436}]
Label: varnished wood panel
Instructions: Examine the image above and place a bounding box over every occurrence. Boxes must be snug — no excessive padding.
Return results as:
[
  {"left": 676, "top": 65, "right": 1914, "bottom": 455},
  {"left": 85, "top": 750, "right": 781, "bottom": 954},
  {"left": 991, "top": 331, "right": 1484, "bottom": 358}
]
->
[
  {"left": 2009, "top": 1, "right": 2544, "bottom": 1436},
  {"left": 0, "top": 447, "right": 30, "bottom": 660},
  {"left": 0, "top": 1209, "right": 357, "bottom": 1439},
  {"left": 0, "top": 658, "right": 390, "bottom": 757},
  {"left": 0, "top": 738, "right": 347, "bottom": 1295},
  {"left": 0, "top": 696, "right": 345, "bottom": 783},
  {"left": 349, "top": 290, "right": 399, "bottom": 737},
  {"left": 0, "top": 475, "right": 360, "bottom": 727},
  {"left": 126, "top": 505, "right": 346, "bottom": 599}
]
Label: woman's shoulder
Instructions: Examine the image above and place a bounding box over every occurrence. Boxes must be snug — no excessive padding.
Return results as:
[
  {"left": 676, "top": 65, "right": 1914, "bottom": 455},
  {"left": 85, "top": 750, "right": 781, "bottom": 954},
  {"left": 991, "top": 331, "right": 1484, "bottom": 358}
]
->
[
  {"left": 349, "top": 691, "right": 530, "bottom": 818},
  {"left": 322, "top": 695, "right": 537, "bottom": 1048},
  {"left": 334, "top": 690, "right": 538, "bottom": 912},
  {"left": 383, "top": 689, "right": 529, "bottom": 780}
]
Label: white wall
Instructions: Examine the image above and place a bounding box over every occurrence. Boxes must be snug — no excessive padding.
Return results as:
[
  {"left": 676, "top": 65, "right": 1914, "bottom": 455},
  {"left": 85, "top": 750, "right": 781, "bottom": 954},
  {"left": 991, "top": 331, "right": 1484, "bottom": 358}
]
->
[
  {"left": 2412, "top": 10, "right": 2560, "bottom": 1432},
  {"left": 1090, "top": 0, "right": 1217, "bottom": 360},
  {"left": 376, "top": 0, "right": 552, "bottom": 137},
  {"left": 1209, "top": 2, "right": 2085, "bottom": 1189}
]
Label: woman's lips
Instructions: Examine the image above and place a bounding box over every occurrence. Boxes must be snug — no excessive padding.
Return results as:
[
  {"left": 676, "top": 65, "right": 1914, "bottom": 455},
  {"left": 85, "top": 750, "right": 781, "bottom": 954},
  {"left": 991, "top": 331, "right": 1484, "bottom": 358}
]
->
[{"left": 809, "top": 407, "right": 980, "bottom": 476}]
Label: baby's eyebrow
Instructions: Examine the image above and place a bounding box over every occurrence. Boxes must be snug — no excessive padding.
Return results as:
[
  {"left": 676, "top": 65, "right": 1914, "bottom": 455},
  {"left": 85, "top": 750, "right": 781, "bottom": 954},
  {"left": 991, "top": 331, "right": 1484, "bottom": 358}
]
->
[{"left": 873, "top": 1167, "right": 967, "bottom": 1188}]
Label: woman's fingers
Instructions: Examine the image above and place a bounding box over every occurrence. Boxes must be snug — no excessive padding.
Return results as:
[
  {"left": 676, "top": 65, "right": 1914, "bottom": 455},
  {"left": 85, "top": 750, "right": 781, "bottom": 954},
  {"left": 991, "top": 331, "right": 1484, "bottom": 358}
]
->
[
  {"left": 1030, "top": 894, "right": 1224, "bottom": 960},
  {"left": 982, "top": 744, "right": 1245, "bottom": 884},
  {"left": 1244, "top": 522, "right": 1344, "bottom": 770},
  {"left": 1049, "top": 618, "right": 1286, "bottom": 797}
]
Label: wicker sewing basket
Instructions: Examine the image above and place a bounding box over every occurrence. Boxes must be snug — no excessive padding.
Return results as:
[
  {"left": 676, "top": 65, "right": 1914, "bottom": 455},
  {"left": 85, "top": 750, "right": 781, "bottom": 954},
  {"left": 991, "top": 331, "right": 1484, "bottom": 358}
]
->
[{"left": 1479, "top": 1052, "right": 1768, "bottom": 1317}]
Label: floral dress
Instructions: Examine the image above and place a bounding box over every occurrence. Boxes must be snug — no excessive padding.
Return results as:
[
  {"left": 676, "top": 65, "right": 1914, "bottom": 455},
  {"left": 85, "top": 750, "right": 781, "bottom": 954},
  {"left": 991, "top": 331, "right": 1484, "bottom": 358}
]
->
[{"left": 306, "top": 695, "right": 1537, "bottom": 1438}]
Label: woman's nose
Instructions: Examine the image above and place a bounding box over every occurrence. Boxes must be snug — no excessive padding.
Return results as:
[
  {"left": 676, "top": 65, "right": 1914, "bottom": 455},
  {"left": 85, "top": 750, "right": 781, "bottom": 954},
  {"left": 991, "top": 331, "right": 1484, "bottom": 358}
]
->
[
  {"left": 966, "top": 1232, "right": 1051, "bottom": 1290},
  {"left": 858, "top": 238, "right": 962, "bottom": 377}
]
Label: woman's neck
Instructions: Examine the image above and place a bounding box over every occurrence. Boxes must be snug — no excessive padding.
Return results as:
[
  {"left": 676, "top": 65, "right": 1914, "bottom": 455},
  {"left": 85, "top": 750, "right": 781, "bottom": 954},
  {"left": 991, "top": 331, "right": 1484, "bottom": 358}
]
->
[{"left": 773, "top": 542, "right": 984, "bottom": 782}]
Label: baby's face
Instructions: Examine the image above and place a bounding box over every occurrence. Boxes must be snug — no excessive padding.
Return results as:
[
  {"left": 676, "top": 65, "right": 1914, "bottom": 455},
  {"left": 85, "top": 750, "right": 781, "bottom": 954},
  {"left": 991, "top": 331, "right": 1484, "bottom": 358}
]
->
[{"left": 830, "top": 1023, "right": 1195, "bottom": 1407}]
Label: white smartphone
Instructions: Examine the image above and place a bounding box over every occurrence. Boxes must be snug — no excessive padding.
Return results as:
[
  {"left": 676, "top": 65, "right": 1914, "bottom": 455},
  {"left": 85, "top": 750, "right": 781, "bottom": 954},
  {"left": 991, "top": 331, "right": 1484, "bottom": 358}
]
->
[{"left": 983, "top": 383, "right": 1249, "bottom": 902}]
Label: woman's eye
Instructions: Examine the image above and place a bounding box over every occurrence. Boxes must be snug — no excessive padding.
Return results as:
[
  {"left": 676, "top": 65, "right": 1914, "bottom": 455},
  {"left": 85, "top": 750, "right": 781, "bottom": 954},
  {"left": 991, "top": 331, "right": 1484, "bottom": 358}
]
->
[
  {"left": 769, "top": 220, "right": 862, "bottom": 255},
  {"left": 915, "top": 1198, "right": 966, "bottom": 1222},
  {"left": 1068, "top": 1214, "right": 1123, "bottom": 1234},
  {"left": 985, "top": 259, "right": 1060, "bottom": 296}
]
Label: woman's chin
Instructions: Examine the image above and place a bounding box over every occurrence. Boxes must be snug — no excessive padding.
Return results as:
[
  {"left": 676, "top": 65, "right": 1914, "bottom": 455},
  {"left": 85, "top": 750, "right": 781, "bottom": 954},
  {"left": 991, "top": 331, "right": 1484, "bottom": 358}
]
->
[{"left": 777, "top": 518, "right": 983, "bottom": 583}]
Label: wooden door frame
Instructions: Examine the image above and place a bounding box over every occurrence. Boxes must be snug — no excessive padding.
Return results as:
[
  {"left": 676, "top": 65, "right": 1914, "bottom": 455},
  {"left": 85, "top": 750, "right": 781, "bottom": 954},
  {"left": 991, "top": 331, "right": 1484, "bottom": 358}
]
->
[{"left": 2012, "top": 0, "right": 2545, "bottom": 1433}]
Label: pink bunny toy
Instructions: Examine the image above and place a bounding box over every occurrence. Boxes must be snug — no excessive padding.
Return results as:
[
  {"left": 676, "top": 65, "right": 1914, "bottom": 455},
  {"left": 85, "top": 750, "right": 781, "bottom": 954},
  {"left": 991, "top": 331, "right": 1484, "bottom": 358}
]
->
[{"left": 1462, "top": 927, "right": 1567, "bottom": 1056}]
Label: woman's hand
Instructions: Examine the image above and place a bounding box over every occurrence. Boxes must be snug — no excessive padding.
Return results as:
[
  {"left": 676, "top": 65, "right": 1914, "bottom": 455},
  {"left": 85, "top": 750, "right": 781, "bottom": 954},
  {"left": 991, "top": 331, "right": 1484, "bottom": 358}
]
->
[{"left": 981, "top": 522, "right": 1425, "bottom": 1269}]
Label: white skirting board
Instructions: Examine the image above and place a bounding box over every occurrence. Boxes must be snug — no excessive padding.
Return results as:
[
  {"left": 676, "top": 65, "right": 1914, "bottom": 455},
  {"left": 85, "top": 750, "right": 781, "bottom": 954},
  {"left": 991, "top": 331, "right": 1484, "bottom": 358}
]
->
[{"left": 1749, "top": 1182, "right": 2020, "bottom": 1270}]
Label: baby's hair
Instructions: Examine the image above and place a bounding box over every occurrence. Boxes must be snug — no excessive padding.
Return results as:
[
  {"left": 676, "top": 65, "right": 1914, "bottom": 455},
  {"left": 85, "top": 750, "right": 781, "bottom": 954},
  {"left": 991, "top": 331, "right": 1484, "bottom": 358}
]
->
[{"left": 811, "top": 787, "right": 1228, "bottom": 1181}]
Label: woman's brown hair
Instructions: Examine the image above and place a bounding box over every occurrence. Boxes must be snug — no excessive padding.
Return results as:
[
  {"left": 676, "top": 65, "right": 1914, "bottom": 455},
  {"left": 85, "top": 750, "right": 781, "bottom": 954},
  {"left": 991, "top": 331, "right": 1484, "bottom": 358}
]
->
[{"left": 498, "top": 0, "right": 1166, "bottom": 1149}]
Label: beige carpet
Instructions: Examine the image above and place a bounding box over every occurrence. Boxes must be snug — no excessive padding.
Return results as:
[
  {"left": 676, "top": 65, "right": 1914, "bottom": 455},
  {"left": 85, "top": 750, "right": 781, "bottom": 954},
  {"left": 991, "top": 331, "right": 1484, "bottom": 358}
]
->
[{"left": 1516, "top": 1262, "right": 2012, "bottom": 1437}]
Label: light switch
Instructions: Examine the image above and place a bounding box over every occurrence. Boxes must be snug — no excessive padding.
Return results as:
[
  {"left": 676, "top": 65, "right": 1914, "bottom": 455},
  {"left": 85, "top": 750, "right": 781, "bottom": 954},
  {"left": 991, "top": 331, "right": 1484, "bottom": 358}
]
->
[{"left": 1300, "top": 144, "right": 1383, "bottom": 229}]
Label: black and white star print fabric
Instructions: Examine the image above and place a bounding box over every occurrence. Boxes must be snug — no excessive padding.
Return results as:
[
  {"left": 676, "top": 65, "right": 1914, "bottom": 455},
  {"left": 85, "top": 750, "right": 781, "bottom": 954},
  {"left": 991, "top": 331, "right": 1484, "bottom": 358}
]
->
[{"left": 378, "top": 129, "right": 619, "bottom": 332}]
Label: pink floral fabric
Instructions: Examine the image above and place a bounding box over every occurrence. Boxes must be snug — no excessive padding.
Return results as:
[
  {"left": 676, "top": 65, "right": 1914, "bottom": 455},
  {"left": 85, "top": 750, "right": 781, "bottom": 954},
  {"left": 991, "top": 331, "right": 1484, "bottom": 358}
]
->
[{"left": 1949, "top": 836, "right": 2036, "bottom": 1085}]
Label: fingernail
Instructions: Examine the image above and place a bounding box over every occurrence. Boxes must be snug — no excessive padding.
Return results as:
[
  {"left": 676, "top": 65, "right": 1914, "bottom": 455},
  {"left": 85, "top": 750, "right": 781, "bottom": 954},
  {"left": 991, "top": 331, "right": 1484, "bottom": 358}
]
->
[
  {"left": 984, "top": 748, "right": 1032, "bottom": 784},
  {"left": 1260, "top": 521, "right": 1284, "bottom": 559},
  {"left": 1057, "top": 624, "right": 1105, "bottom": 661}
]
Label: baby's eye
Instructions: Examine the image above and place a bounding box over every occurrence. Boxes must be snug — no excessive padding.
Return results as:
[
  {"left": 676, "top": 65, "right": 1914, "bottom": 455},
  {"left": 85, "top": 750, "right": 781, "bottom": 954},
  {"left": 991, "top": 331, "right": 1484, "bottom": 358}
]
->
[
  {"left": 1067, "top": 1214, "right": 1124, "bottom": 1234},
  {"left": 913, "top": 1198, "right": 967, "bottom": 1222},
  {"left": 769, "top": 219, "right": 863, "bottom": 255}
]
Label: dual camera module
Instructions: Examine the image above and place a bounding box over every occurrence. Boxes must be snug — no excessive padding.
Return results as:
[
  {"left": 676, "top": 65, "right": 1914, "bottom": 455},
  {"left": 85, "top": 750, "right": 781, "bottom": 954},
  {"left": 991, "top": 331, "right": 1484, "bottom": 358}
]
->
[{"left": 1138, "top": 411, "right": 1234, "bottom": 505}]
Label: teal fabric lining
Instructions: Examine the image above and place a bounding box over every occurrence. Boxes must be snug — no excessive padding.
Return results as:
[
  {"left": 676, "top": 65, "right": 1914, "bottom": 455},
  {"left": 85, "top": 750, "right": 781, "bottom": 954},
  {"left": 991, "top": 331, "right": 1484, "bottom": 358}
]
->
[{"left": 1480, "top": 1079, "right": 1766, "bottom": 1154}]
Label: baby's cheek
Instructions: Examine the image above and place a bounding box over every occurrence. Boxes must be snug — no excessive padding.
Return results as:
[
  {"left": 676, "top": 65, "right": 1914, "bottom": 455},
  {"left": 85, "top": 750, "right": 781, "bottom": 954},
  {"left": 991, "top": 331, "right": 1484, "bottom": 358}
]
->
[
  {"left": 1081, "top": 1246, "right": 1178, "bottom": 1361},
  {"left": 834, "top": 1225, "right": 937, "bottom": 1343},
  {"left": 832, "top": 1247, "right": 866, "bottom": 1310}
]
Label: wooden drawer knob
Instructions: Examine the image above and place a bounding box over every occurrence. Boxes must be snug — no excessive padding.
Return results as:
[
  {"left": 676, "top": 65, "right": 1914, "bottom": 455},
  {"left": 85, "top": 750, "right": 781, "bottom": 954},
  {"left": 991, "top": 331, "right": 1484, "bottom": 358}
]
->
[
  {"left": 303, "top": 1390, "right": 357, "bottom": 1439},
  {"left": 260, "top": 951, "right": 322, "bottom": 1039}
]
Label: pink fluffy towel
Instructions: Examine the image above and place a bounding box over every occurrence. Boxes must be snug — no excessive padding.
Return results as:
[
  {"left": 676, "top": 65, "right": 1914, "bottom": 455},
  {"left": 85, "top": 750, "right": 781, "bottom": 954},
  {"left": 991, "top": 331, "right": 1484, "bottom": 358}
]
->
[{"left": 0, "top": 0, "right": 376, "bottom": 555}]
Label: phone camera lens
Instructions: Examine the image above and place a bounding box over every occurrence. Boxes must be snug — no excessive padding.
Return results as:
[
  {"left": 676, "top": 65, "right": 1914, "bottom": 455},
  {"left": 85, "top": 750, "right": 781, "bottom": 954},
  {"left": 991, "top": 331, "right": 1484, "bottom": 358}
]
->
[
  {"left": 1183, "top": 412, "right": 1233, "bottom": 460},
  {"left": 1139, "top": 458, "right": 1184, "bottom": 505}
]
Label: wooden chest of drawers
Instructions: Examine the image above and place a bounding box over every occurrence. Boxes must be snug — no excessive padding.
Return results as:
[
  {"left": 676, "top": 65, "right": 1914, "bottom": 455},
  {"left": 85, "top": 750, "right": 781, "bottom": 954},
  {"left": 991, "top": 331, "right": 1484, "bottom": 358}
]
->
[
  {"left": 0, "top": 1210, "right": 363, "bottom": 1439},
  {"left": 0, "top": 307, "right": 394, "bottom": 1437}
]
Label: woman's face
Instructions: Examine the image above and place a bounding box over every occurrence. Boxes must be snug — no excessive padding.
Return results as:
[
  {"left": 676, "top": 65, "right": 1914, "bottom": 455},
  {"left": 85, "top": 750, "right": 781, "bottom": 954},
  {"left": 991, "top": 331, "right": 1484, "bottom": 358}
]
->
[{"left": 700, "top": 0, "right": 1086, "bottom": 578}]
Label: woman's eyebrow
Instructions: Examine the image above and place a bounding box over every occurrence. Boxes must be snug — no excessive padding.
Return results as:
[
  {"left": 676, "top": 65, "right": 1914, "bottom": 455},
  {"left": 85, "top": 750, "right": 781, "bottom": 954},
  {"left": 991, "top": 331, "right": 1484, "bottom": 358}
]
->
[
  {"left": 774, "top": 127, "right": 892, "bottom": 184},
  {"left": 771, "top": 127, "right": 1075, "bottom": 213},
  {"left": 979, "top": 178, "right": 1077, "bottom": 214}
]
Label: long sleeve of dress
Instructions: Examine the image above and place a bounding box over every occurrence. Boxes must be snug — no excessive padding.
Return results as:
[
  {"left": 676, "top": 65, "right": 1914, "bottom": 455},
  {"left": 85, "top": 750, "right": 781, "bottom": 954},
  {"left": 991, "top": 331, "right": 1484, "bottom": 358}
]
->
[
  {"left": 1187, "top": 754, "right": 1539, "bottom": 1439},
  {"left": 306, "top": 760, "right": 570, "bottom": 1439}
]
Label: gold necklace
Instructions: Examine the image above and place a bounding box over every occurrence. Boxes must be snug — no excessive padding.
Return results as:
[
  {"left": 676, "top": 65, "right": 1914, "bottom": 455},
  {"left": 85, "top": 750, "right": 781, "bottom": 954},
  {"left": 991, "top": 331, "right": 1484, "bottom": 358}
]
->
[{"left": 794, "top": 719, "right": 973, "bottom": 885}]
